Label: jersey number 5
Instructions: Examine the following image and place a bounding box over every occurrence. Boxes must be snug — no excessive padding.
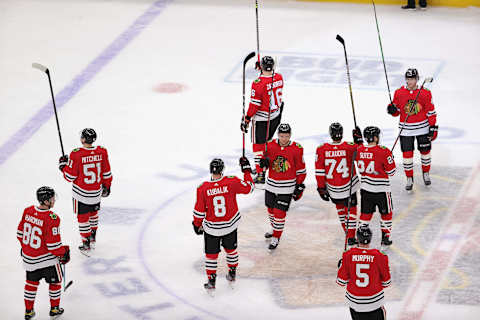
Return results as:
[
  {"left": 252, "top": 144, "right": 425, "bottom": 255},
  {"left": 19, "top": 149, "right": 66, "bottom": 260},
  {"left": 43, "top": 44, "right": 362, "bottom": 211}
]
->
[
  {"left": 23, "top": 223, "right": 42, "bottom": 249},
  {"left": 83, "top": 163, "right": 101, "bottom": 184},
  {"left": 356, "top": 263, "right": 370, "bottom": 287},
  {"left": 213, "top": 196, "right": 226, "bottom": 218}
]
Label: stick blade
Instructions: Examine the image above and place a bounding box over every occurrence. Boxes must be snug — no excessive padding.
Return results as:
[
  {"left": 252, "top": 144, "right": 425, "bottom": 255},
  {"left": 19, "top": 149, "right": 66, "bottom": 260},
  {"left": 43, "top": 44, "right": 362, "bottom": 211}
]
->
[
  {"left": 32, "top": 63, "right": 48, "bottom": 73},
  {"left": 425, "top": 77, "right": 434, "bottom": 83},
  {"left": 243, "top": 51, "right": 256, "bottom": 65},
  {"left": 336, "top": 34, "right": 345, "bottom": 45}
]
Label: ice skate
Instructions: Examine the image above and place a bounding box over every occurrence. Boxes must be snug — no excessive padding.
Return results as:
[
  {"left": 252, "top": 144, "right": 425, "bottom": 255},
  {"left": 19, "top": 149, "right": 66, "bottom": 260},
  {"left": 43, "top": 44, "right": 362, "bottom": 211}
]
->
[
  {"left": 381, "top": 232, "right": 393, "bottom": 246},
  {"left": 401, "top": 4, "right": 416, "bottom": 10},
  {"left": 89, "top": 229, "right": 97, "bottom": 249},
  {"left": 49, "top": 306, "right": 64, "bottom": 320},
  {"left": 25, "top": 309, "right": 35, "bottom": 320},
  {"left": 405, "top": 176, "right": 414, "bottom": 191},
  {"left": 422, "top": 172, "right": 431, "bottom": 186},
  {"left": 78, "top": 238, "right": 91, "bottom": 257},
  {"left": 226, "top": 267, "right": 236, "bottom": 288},
  {"left": 264, "top": 230, "right": 273, "bottom": 239},
  {"left": 268, "top": 237, "right": 279, "bottom": 250},
  {"left": 204, "top": 274, "right": 216, "bottom": 297}
]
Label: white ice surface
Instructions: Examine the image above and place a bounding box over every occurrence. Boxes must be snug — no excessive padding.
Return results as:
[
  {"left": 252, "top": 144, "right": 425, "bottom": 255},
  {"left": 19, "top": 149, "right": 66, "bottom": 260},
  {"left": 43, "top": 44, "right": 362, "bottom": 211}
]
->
[{"left": 1, "top": 0, "right": 479, "bottom": 319}]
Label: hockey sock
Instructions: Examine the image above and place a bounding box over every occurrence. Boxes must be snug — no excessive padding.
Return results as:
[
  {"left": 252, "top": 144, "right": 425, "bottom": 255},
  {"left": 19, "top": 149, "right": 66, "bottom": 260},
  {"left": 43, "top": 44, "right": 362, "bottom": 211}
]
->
[
  {"left": 268, "top": 207, "right": 275, "bottom": 228},
  {"left": 335, "top": 204, "right": 347, "bottom": 233},
  {"left": 420, "top": 151, "right": 431, "bottom": 172},
  {"left": 402, "top": 151, "right": 414, "bottom": 177},
  {"left": 49, "top": 283, "right": 62, "bottom": 308},
  {"left": 205, "top": 253, "right": 218, "bottom": 276},
  {"left": 253, "top": 144, "right": 264, "bottom": 174},
  {"left": 380, "top": 212, "right": 393, "bottom": 238},
  {"left": 89, "top": 211, "right": 99, "bottom": 233},
  {"left": 272, "top": 208, "right": 286, "bottom": 239},
  {"left": 77, "top": 213, "right": 91, "bottom": 241},
  {"left": 359, "top": 213, "right": 373, "bottom": 227},
  {"left": 24, "top": 280, "right": 39, "bottom": 310},
  {"left": 225, "top": 249, "right": 239, "bottom": 269},
  {"left": 346, "top": 205, "right": 358, "bottom": 239}
]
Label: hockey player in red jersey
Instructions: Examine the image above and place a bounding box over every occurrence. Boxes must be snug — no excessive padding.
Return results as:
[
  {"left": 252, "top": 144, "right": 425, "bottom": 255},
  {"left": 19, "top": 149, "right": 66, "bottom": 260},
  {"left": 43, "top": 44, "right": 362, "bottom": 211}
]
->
[
  {"left": 387, "top": 68, "right": 438, "bottom": 190},
  {"left": 17, "top": 187, "right": 70, "bottom": 320},
  {"left": 192, "top": 157, "right": 254, "bottom": 294},
  {"left": 259, "top": 123, "right": 306, "bottom": 250},
  {"left": 356, "top": 127, "right": 396, "bottom": 246},
  {"left": 315, "top": 123, "right": 363, "bottom": 246},
  {"left": 58, "top": 128, "right": 112, "bottom": 255},
  {"left": 337, "top": 225, "right": 391, "bottom": 320},
  {"left": 240, "top": 56, "right": 284, "bottom": 184}
]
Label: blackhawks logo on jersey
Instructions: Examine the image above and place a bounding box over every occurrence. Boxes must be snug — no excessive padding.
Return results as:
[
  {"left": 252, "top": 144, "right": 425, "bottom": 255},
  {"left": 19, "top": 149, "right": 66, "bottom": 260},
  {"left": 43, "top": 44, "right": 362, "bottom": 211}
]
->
[
  {"left": 404, "top": 100, "right": 423, "bottom": 116},
  {"left": 272, "top": 156, "right": 291, "bottom": 173}
]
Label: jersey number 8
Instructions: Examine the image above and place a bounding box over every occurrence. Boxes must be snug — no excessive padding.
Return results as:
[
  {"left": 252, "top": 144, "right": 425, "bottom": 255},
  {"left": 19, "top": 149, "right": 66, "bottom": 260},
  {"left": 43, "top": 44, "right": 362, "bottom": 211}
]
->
[
  {"left": 23, "top": 223, "right": 42, "bottom": 249},
  {"left": 213, "top": 196, "right": 226, "bottom": 218}
]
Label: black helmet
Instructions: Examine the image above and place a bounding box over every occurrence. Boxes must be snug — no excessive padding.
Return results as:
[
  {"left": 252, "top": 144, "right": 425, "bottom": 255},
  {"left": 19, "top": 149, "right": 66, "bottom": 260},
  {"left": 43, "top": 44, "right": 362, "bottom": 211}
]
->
[
  {"left": 329, "top": 122, "right": 343, "bottom": 141},
  {"left": 278, "top": 123, "right": 291, "bottom": 134},
  {"left": 37, "top": 186, "right": 55, "bottom": 204},
  {"left": 363, "top": 126, "right": 381, "bottom": 143},
  {"left": 210, "top": 158, "right": 225, "bottom": 175},
  {"left": 261, "top": 56, "right": 275, "bottom": 72},
  {"left": 81, "top": 128, "right": 97, "bottom": 144},
  {"left": 405, "top": 68, "right": 419, "bottom": 80},
  {"left": 356, "top": 225, "right": 372, "bottom": 245}
]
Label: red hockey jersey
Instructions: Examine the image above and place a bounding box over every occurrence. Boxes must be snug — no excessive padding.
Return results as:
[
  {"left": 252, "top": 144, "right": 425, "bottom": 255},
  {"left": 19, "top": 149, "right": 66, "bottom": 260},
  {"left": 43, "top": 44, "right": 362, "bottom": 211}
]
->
[
  {"left": 193, "top": 172, "right": 254, "bottom": 236},
  {"left": 17, "top": 206, "right": 65, "bottom": 272},
  {"left": 62, "top": 146, "right": 112, "bottom": 205},
  {"left": 315, "top": 141, "right": 360, "bottom": 199},
  {"left": 247, "top": 73, "right": 283, "bottom": 121},
  {"left": 264, "top": 140, "right": 306, "bottom": 194},
  {"left": 391, "top": 86, "right": 437, "bottom": 136},
  {"left": 355, "top": 145, "right": 396, "bottom": 193},
  {"left": 337, "top": 247, "right": 391, "bottom": 312}
]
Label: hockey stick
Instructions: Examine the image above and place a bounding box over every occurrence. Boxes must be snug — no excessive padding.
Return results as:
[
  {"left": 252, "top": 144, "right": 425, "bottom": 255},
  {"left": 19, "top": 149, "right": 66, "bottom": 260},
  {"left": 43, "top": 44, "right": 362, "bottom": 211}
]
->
[
  {"left": 242, "top": 51, "right": 257, "bottom": 158},
  {"left": 391, "top": 77, "right": 433, "bottom": 151},
  {"left": 255, "top": 0, "right": 261, "bottom": 69},
  {"left": 336, "top": 35, "right": 358, "bottom": 128},
  {"left": 372, "top": 0, "right": 393, "bottom": 104},
  {"left": 32, "top": 63, "right": 65, "bottom": 157},
  {"left": 344, "top": 149, "right": 358, "bottom": 252},
  {"left": 60, "top": 264, "right": 73, "bottom": 292}
]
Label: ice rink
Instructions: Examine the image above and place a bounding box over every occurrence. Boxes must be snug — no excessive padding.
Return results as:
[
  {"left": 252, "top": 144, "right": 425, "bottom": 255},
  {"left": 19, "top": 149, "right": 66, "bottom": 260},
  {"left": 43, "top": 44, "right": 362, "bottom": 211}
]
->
[{"left": 1, "top": 0, "right": 480, "bottom": 319}]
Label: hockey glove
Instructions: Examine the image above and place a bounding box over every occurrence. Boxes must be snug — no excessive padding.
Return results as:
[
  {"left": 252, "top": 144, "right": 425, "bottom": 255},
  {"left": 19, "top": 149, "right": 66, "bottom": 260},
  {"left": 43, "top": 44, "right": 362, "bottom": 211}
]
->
[
  {"left": 293, "top": 183, "right": 305, "bottom": 201},
  {"left": 58, "top": 245, "right": 70, "bottom": 264},
  {"left": 240, "top": 116, "right": 251, "bottom": 133},
  {"left": 352, "top": 126, "right": 363, "bottom": 144},
  {"left": 58, "top": 155, "right": 68, "bottom": 172},
  {"left": 101, "top": 185, "right": 111, "bottom": 197},
  {"left": 429, "top": 125, "right": 438, "bottom": 141},
  {"left": 239, "top": 157, "right": 252, "bottom": 173},
  {"left": 192, "top": 221, "right": 204, "bottom": 235},
  {"left": 259, "top": 157, "right": 270, "bottom": 169},
  {"left": 387, "top": 103, "right": 398, "bottom": 115},
  {"left": 317, "top": 187, "right": 330, "bottom": 202}
]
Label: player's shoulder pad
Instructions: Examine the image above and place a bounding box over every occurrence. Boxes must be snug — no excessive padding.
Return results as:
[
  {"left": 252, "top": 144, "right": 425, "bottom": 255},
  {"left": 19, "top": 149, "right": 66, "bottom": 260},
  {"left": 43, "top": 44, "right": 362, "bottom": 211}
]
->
[
  {"left": 197, "top": 181, "right": 205, "bottom": 188},
  {"left": 423, "top": 87, "right": 431, "bottom": 92},
  {"left": 347, "top": 142, "right": 355, "bottom": 146},
  {"left": 227, "top": 175, "right": 237, "bottom": 179},
  {"left": 49, "top": 212, "right": 58, "bottom": 220},
  {"left": 253, "top": 78, "right": 261, "bottom": 84},
  {"left": 380, "top": 145, "right": 387, "bottom": 149},
  {"left": 295, "top": 142, "right": 303, "bottom": 149},
  {"left": 72, "top": 148, "right": 81, "bottom": 152},
  {"left": 98, "top": 145, "right": 107, "bottom": 150}
]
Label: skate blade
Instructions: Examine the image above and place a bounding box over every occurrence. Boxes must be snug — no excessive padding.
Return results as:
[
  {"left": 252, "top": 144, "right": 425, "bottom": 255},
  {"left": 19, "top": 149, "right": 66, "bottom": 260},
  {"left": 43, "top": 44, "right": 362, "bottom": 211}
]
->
[
  {"left": 79, "top": 249, "right": 91, "bottom": 257},
  {"left": 228, "top": 280, "right": 235, "bottom": 289},
  {"left": 50, "top": 314, "right": 62, "bottom": 320},
  {"left": 205, "top": 288, "right": 215, "bottom": 297}
]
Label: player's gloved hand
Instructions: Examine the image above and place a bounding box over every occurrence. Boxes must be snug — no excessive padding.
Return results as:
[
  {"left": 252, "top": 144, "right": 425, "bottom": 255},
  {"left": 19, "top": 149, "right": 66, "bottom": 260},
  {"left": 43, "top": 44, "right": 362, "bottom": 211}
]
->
[
  {"left": 240, "top": 116, "right": 251, "bottom": 133},
  {"left": 352, "top": 126, "right": 363, "bottom": 144},
  {"left": 58, "top": 155, "right": 68, "bottom": 172},
  {"left": 259, "top": 156, "right": 270, "bottom": 169},
  {"left": 101, "top": 185, "right": 111, "bottom": 197},
  {"left": 192, "top": 221, "right": 203, "bottom": 235},
  {"left": 317, "top": 187, "right": 330, "bottom": 202},
  {"left": 387, "top": 103, "right": 398, "bottom": 115},
  {"left": 239, "top": 157, "right": 252, "bottom": 173},
  {"left": 429, "top": 125, "right": 438, "bottom": 141},
  {"left": 293, "top": 183, "right": 305, "bottom": 201},
  {"left": 337, "top": 258, "right": 342, "bottom": 269},
  {"left": 59, "top": 245, "right": 70, "bottom": 264}
]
